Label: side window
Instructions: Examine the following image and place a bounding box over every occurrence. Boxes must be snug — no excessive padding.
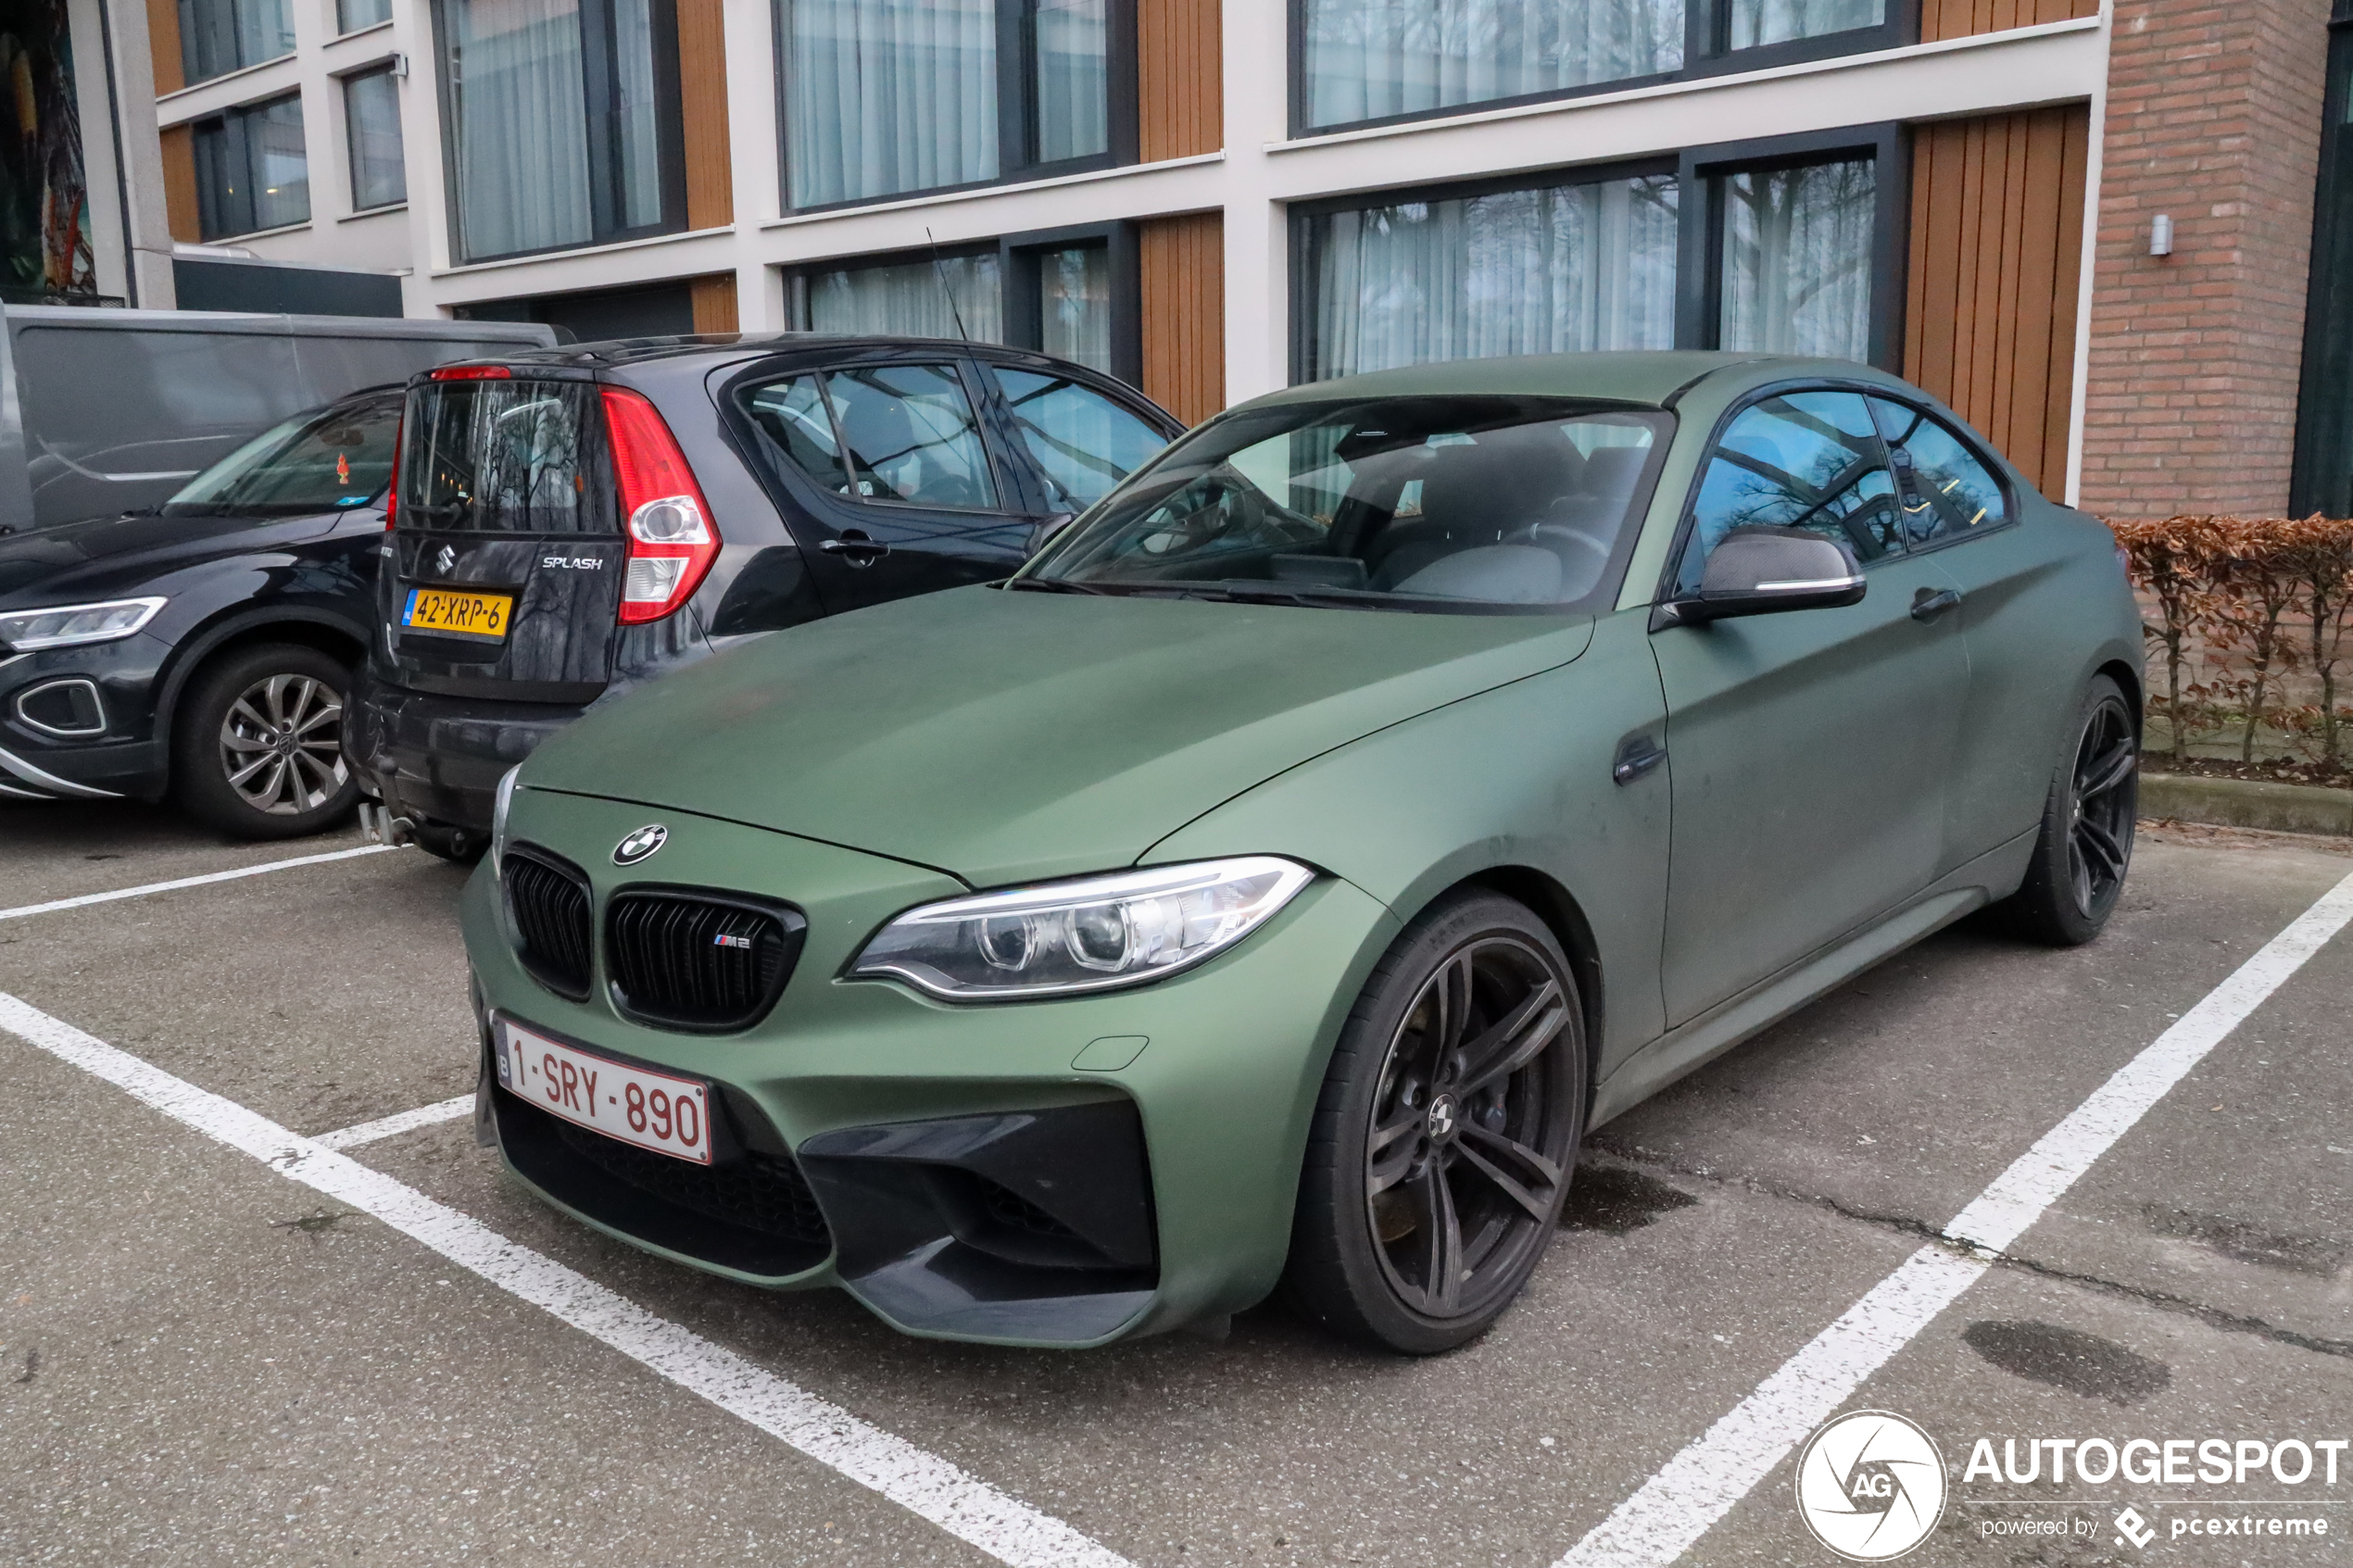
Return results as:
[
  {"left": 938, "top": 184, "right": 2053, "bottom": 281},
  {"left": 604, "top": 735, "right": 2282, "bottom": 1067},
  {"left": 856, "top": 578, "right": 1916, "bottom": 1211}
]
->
[
  {"left": 993, "top": 368, "right": 1170, "bottom": 510},
  {"left": 1868, "top": 397, "right": 2009, "bottom": 545},
  {"left": 742, "top": 375, "right": 854, "bottom": 498},
  {"left": 822, "top": 364, "right": 999, "bottom": 510},
  {"left": 1676, "top": 390, "right": 1897, "bottom": 593}
]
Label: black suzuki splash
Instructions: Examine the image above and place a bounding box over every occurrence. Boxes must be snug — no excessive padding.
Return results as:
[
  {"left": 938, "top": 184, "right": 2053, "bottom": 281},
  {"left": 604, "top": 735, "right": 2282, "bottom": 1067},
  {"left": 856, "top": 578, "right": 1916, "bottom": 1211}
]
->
[{"left": 346, "top": 335, "right": 1182, "bottom": 859}]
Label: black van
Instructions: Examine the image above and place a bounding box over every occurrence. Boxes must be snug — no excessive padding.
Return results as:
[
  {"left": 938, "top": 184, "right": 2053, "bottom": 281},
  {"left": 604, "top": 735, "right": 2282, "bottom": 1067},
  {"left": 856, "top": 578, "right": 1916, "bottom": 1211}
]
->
[{"left": 345, "top": 335, "right": 1184, "bottom": 859}]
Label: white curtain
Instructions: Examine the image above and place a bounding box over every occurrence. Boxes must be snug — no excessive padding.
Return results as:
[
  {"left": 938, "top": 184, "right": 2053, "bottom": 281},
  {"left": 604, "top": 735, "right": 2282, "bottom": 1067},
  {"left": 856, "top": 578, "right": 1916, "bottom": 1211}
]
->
[
  {"left": 613, "top": 0, "right": 665, "bottom": 228},
  {"left": 1034, "top": 0, "right": 1108, "bottom": 163},
  {"left": 786, "top": 0, "right": 1000, "bottom": 208},
  {"left": 1311, "top": 175, "right": 1679, "bottom": 380},
  {"left": 447, "top": 0, "right": 593, "bottom": 258},
  {"left": 807, "top": 254, "right": 1005, "bottom": 343},
  {"left": 1728, "top": 0, "right": 1881, "bottom": 50},
  {"left": 1719, "top": 158, "right": 1874, "bottom": 359},
  {"left": 1303, "top": 0, "right": 1683, "bottom": 130}
]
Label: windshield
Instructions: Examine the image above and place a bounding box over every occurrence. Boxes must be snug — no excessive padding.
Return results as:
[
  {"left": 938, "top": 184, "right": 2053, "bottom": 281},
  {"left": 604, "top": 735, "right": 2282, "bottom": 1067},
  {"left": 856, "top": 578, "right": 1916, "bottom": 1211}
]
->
[
  {"left": 163, "top": 395, "right": 402, "bottom": 518},
  {"left": 1025, "top": 395, "right": 1668, "bottom": 611}
]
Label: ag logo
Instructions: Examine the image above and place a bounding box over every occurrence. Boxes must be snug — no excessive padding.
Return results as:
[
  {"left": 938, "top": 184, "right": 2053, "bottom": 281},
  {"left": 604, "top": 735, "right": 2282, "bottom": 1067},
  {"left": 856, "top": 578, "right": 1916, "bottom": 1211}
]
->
[
  {"left": 612, "top": 823, "right": 668, "bottom": 865},
  {"left": 1793, "top": 1410, "right": 1946, "bottom": 1561}
]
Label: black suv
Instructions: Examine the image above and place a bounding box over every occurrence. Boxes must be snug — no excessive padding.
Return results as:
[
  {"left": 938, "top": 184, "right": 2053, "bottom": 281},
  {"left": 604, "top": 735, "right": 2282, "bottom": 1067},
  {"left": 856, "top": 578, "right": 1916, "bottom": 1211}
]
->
[{"left": 346, "top": 336, "right": 1183, "bottom": 858}]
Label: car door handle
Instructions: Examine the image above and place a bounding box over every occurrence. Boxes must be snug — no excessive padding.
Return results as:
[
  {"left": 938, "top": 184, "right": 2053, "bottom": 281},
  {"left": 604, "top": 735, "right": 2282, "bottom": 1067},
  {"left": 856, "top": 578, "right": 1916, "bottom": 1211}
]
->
[
  {"left": 1613, "top": 734, "right": 1667, "bottom": 785},
  {"left": 820, "top": 530, "right": 888, "bottom": 567},
  {"left": 1910, "top": 586, "right": 1961, "bottom": 621}
]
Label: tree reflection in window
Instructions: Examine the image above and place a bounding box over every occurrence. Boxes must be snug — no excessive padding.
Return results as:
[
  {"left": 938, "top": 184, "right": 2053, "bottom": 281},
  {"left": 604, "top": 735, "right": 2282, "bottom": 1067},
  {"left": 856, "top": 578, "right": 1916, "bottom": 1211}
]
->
[{"left": 1678, "top": 389, "right": 1896, "bottom": 592}]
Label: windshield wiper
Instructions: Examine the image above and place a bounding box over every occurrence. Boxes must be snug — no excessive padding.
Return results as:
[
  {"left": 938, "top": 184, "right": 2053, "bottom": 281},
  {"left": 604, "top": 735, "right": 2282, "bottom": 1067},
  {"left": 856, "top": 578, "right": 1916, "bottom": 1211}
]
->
[
  {"left": 1190, "top": 580, "right": 1425, "bottom": 610},
  {"left": 1000, "top": 576, "right": 1116, "bottom": 596}
]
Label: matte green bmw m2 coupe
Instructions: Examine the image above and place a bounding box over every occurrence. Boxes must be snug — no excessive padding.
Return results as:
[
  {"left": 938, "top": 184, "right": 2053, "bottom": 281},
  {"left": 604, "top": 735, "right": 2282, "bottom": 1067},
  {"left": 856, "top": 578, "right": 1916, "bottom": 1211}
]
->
[{"left": 464, "top": 351, "right": 2142, "bottom": 1353}]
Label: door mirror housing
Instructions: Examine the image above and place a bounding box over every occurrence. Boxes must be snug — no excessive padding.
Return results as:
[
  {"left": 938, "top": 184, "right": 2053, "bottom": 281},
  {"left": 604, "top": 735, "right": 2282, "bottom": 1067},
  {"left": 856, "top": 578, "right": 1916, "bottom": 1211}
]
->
[{"left": 1653, "top": 527, "right": 1867, "bottom": 629}]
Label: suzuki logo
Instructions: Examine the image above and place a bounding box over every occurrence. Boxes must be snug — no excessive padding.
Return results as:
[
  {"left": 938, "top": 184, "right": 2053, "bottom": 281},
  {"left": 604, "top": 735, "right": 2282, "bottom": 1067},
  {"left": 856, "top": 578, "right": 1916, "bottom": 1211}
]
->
[
  {"left": 434, "top": 544, "right": 457, "bottom": 574},
  {"left": 612, "top": 824, "right": 668, "bottom": 865}
]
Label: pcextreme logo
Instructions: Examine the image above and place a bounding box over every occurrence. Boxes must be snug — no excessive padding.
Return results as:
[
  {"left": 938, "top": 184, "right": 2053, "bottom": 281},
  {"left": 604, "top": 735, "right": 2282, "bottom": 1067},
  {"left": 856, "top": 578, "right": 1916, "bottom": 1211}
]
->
[{"left": 1794, "top": 1410, "right": 1948, "bottom": 1561}]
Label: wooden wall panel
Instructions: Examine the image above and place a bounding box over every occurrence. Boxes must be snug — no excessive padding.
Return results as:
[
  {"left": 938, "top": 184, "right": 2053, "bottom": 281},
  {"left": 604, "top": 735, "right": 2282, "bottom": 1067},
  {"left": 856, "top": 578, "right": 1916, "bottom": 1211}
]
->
[
  {"left": 1138, "top": 0, "right": 1220, "bottom": 161},
  {"left": 1905, "top": 104, "right": 2091, "bottom": 495},
  {"left": 689, "top": 273, "right": 739, "bottom": 334},
  {"left": 1138, "top": 211, "right": 1223, "bottom": 423},
  {"left": 145, "top": 0, "right": 182, "bottom": 95},
  {"left": 676, "top": 0, "right": 733, "bottom": 228},
  {"left": 1920, "top": 0, "right": 2098, "bottom": 43},
  {"left": 158, "top": 125, "right": 200, "bottom": 243}
]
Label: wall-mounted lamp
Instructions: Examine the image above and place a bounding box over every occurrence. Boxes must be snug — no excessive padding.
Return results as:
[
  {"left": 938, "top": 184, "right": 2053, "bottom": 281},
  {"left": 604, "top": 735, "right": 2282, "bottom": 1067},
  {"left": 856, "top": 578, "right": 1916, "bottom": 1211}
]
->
[
  {"left": 2150, "top": 213, "right": 2174, "bottom": 257},
  {"left": 390, "top": 53, "right": 409, "bottom": 79}
]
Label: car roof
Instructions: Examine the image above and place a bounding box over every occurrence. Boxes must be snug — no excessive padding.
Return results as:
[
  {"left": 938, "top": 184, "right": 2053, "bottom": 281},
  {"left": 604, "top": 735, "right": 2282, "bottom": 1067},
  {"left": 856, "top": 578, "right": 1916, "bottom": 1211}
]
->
[
  {"left": 461, "top": 332, "right": 1042, "bottom": 370},
  {"left": 1239, "top": 351, "right": 1919, "bottom": 412}
]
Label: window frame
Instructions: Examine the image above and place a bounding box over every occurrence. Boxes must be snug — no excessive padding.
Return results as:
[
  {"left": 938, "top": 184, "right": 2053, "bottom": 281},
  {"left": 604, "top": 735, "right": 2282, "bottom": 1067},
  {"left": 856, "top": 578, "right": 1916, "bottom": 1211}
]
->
[
  {"left": 773, "top": 0, "right": 1139, "bottom": 217},
  {"left": 783, "top": 222, "right": 1145, "bottom": 384},
  {"left": 1865, "top": 393, "right": 2020, "bottom": 554},
  {"left": 178, "top": 0, "right": 297, "bottom": 88},
  {"left": 2292, "top": 0, "right": 2353, "bottom": 514},
  {"left": 1286, "top": 0, "right": 1919, "bottom": 141},
  {"left": 428, "top": 0, "right": 690, "bottom": 265},
  {"left": 339, "top": 61, "right": 408, "bottom": 213},
  {"left": 1288, "top": 124, "right": 1908, "bottom": 384},
  {"left": 191, "top": 91, "right": 311, "bottom": 241}
]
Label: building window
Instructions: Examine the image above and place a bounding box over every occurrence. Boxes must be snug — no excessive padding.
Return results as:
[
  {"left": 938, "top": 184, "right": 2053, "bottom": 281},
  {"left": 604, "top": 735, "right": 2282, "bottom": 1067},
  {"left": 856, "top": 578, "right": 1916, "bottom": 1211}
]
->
[
  {"left": 789, "top": 227, "right": 1140, "bottom": 378},
  {"left": 1717, "top": 158, "right": 1875, "bottom": 358},
  {"left": 343, "top": 67, "right": 407, "bottom": 209},
  {"left": 1294, "top": 0, "right": 1907, "bottom": 135},
  {"left": 1299, "top": 169, "right": 1680, "bottom": 382},
  {"left": 2294, "top": 3, "right": 2353, "bottom": 515},
  {"left": 178, "top": 0, "right": 296, "bottom": 85},
  {"left": 1295, "top": 129, "right": 1901, "bottom": 382},
  {"left": 780, "top": 0, "right": 1134, "bottom": 211},
  {"left": 192, "top": 94, "right": 310, "bottom": 239},
  {"left": 338, "top": 0, "right": 393, "bottom": 31},
  {"left": 434, "top": 0, "right": 685, "bottom": 262}
]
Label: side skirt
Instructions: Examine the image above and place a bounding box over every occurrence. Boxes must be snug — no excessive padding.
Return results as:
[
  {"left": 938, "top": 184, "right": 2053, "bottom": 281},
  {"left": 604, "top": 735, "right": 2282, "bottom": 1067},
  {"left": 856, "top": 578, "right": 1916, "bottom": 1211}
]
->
[{"left": 1587, "top": 827, "right": 2038, "bottom": 1127}]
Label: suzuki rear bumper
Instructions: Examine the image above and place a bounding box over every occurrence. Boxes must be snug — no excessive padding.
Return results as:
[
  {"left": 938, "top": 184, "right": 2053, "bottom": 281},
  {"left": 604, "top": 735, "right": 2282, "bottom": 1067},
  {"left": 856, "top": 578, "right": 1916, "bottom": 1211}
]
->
[{"left": 346, "top": 664, "right": 591, "bottom": 834}]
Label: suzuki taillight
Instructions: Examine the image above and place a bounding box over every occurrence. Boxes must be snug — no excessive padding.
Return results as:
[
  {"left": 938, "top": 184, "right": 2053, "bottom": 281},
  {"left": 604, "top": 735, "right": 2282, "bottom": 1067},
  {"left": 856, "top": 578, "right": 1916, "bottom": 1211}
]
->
[
  {"left": 382, "top": 413, "right": 403, "bottom": 532},
  {"left": 602, "top": 386, "right": 719, "bottom": 625}
]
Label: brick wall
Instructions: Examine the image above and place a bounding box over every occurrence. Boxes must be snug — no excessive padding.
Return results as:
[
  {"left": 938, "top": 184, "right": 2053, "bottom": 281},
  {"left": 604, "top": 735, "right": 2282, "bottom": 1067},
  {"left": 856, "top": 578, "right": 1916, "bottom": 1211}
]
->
[{"left": 2077, "top": 0, "right": 2333, "bottom": 520}]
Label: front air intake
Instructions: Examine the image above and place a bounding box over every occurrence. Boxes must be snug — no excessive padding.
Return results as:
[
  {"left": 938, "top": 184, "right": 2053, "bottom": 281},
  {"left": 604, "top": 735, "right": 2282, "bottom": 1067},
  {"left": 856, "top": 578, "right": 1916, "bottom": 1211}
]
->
[
  {"left": 503, "top": 847, "right": 593, "bottom": 999},
  {"left": 605, "top": 888, "right": 805, "bottom": 1032}
]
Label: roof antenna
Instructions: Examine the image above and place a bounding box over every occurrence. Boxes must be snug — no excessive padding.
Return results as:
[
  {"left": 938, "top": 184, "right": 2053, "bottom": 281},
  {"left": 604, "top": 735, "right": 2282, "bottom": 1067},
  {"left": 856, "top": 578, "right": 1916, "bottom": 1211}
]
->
[{"left": 925, "top": 227, "right": 972, "bottom": 344}]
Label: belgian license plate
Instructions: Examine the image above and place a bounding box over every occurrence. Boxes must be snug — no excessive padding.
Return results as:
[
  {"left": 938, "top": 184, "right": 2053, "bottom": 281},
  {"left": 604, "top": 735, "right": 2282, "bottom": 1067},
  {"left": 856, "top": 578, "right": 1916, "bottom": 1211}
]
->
[
  {"left": 494, "top": 1019, "right": 711, "bottom": 1164},
  {"left": 402, "top": 585, "right": 513, "bottom": 640}
]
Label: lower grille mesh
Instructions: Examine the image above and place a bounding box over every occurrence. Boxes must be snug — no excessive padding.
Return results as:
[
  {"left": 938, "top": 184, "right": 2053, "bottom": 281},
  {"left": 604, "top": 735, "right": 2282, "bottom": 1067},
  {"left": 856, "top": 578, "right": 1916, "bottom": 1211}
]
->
[{"left": 552, "top": 1118, "right": 831, "bottom": 1246}]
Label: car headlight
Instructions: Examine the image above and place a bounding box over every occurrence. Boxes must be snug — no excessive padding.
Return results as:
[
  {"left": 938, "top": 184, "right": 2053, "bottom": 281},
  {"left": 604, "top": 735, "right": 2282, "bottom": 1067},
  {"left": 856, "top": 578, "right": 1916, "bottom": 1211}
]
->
[
  {"left": 849, "top": 856, "right": 1315, "bottom": 1000},
  {"left": 0, "top": 596, "right": 167, "bottom": 652},
  {"left": 489, "top": 764, "right": 521, "bottom": 876}
]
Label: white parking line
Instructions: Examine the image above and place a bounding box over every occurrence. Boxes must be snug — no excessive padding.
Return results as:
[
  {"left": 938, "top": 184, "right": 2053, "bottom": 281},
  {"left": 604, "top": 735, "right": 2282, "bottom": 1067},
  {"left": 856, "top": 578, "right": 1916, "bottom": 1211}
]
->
[
  {"left": 0, "top": 844, "right": 396, "bottom": 922},
  {"left": 1555, "top": 866, "right": 2353, "bottom": 1568},
  {"left": 314, "top": 1095, "right": 475, "bottom": 1149},
  {"left": 0, "top": 993, "right": 1133, "bottom": 1568}
]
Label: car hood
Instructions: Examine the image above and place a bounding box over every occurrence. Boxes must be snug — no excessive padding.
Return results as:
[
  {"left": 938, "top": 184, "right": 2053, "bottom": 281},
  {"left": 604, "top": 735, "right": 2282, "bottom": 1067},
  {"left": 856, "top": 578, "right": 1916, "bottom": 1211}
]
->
[
  {"left": 524, "top": 585, "right": 1595, "bottom": 885},
  {"left": 0, "top": 509, "right": 347, "bottom": 605}
]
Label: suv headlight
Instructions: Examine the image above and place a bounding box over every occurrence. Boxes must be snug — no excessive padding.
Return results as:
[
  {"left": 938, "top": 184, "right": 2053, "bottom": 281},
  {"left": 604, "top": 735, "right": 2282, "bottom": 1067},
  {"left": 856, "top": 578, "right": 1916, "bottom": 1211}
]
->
[
  {"left": 849, "top": 857, "right": 1315, "bottom": 1000},
  {"left": 0, "top": 596, "right": 167, "bottom": 652},
  {"left": 489, "top": 764, "right": 521, "bottom": 875}
]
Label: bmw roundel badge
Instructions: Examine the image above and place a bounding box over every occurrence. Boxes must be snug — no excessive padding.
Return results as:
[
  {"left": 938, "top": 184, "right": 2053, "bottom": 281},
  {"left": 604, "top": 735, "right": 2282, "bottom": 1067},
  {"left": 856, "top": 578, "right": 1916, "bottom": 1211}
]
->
[{"left": 613, "top": 824, "right": 668, "bottom": 865}]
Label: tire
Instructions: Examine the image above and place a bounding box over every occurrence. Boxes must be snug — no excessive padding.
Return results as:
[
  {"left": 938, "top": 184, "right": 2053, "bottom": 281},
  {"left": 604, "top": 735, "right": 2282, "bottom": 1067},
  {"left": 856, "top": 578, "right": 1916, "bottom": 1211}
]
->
[
  {"left": 1994, "top": 673, "right": 2138, "bottom": 947},
  {"left": 1282, "top": 891, "right": 1587, "bottom": 1355},
  {"left": 170, "top": 644, "right": 359, "bottom": 840}
]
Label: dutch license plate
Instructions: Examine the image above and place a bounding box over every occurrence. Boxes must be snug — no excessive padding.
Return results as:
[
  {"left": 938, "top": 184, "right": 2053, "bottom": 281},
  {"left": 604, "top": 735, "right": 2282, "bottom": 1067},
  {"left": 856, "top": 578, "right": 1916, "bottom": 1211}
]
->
[
  {"left": 495, "top": 1019, "right": 711, "bottom": 1164},
  {"left": 402, "top": 585, "right": 513, "bottom": 640}
]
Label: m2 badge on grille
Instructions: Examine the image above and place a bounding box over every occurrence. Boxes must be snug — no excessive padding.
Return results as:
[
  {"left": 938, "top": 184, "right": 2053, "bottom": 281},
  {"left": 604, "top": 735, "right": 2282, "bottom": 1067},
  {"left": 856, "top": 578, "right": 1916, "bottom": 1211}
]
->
[{"left": 495, "top": 1018, "right": 712, "bottom": 1164}]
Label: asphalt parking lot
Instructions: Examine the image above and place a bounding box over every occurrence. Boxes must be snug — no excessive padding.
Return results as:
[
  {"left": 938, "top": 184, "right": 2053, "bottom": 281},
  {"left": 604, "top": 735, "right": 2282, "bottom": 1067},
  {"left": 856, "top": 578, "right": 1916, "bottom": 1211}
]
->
[{"left": 2, "top": 801, "right": 2347, "bottom": 1568}]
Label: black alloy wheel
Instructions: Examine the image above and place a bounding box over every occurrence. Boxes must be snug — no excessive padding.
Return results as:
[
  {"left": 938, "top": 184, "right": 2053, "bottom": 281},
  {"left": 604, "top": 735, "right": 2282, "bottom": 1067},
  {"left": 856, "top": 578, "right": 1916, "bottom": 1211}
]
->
[
  {"left": 172, "top": 644, "right": 361, "bottom": 840},
  {"left": 1285, "top": 892, "right": 1585, "bottom": 1354},
  {"left": 1997, "top": 673, "right": 2139, "bottom": 946}
]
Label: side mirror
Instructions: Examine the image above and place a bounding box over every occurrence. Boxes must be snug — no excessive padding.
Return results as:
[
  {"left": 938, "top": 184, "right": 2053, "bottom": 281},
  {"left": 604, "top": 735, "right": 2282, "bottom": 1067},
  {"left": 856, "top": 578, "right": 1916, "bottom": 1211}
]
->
[{"left": 1653, "top": 526, "right": 1866, "bottom": 629}]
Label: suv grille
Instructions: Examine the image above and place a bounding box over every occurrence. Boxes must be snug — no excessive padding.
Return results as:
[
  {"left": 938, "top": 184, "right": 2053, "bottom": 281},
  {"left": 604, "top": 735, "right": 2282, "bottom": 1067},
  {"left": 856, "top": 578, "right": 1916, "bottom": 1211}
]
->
[
  {"left": 606, "top": 890, "right": 805, "bottom": 1032},
  {"left": 504, "top": 847, "right": 592, "bottom": 998}
]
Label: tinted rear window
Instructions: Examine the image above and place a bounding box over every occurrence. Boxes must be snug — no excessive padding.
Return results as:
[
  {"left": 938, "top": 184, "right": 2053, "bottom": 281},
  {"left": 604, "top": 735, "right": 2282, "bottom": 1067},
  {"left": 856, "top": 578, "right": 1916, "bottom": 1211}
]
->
[{"left": 401, "top": 378, "right": 614, "bottom": 533}]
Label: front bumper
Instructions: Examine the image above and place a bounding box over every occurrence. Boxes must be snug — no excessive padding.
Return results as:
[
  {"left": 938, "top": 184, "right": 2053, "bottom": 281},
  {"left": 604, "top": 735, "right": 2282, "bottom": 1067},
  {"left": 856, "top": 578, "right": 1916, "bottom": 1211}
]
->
[
  {"left": 0, "top": 634, "right": 171, "bottom": 801},
  {"left": 346, "top": 664, "right": 590, "bottom": 834},
  {"left": 463, "top": 787, "right": 1398, "bottom": 1348}
]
